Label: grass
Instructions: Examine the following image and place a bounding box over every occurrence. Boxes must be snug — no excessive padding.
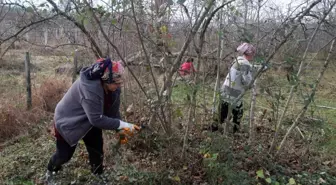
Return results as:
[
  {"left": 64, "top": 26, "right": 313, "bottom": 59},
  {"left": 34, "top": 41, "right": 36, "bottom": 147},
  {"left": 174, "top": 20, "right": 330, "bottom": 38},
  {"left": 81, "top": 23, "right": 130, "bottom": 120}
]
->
[
  {"left": 171, "top": 80, "right": 214, "bottom": 104},
  {"left": 199, "top": 131, "right": 336, "bottom": 185},
  {"left": 312, "top": 98, "right": 336, "bottom": 156},
  {"left": 0, "top": 128, "right": 199, "bottom": 184},
  {"left": 0, "top": 51, "right": 72, "bottom": 143},
  {"left": 0, "top": 133, "right": 94, "bottom": 185}
]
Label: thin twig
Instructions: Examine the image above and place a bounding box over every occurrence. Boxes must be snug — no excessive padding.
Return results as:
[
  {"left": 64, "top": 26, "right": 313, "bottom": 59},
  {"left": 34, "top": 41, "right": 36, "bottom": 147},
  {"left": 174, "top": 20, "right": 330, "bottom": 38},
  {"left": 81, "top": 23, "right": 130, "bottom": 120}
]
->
[
  {"left": 46, "top": 0, "right": 102, "bottom": 58},
  {"left": 82, "top": 0, "right": 150, "bottom": 99},
  {"left": 130, "top": 0, "right": 160, "bottom": 100}
]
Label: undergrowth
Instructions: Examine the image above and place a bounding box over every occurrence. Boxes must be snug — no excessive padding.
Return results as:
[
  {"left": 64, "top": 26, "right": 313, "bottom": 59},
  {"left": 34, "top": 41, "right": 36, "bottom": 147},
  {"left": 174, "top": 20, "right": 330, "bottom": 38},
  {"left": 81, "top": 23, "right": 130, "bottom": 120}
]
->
[
  {"left": 32, "top": 77, "right": 70, "bottom": 112},
  {"left": 1, "top": 120, "right": 335, "bottom": 185},
  {"left": 0, "top": 77, "right": 69, "bottom": 143}
]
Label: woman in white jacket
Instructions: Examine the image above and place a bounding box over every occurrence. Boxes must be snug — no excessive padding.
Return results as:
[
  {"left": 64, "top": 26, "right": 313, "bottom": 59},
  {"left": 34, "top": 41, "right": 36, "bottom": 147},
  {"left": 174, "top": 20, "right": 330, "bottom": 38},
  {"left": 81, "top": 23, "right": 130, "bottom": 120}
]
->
[{"left": 213, "top": 43, "right": 257, "bottom": 133}]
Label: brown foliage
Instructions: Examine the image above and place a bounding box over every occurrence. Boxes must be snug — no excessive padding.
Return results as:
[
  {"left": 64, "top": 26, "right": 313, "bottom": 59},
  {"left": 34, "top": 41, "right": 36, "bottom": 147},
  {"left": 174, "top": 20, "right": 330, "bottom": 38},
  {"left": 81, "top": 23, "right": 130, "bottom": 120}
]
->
[
  {"left": 32, "top": 77, "right": 70, "bottom": 112},
  {"left": 0, "top": 105, "right": 24, "bottom": 143},
  {"left": 0, "top": 77, "right": 69, "bottom": 143},
  {"left": 0, "top": 103, "right": 48, "bottom": 143}
]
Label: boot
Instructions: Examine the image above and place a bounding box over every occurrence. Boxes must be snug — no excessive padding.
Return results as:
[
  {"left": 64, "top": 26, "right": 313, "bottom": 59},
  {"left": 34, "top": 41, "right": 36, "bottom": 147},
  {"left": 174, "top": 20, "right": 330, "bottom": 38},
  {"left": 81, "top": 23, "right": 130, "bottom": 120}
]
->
[{"left": 233, "top": 123, "right": 240, "bottom": 133}]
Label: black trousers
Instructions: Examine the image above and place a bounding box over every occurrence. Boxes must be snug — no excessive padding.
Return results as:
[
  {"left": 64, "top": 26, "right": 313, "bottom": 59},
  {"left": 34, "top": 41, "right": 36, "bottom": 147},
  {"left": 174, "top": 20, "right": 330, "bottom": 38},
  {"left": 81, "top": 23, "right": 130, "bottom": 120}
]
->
[
  {"left": 216, "top": 101, "right": 244, "bottom": 132},
  {"left": 47, "top": 127, "right": 104, "bottom": 174}
]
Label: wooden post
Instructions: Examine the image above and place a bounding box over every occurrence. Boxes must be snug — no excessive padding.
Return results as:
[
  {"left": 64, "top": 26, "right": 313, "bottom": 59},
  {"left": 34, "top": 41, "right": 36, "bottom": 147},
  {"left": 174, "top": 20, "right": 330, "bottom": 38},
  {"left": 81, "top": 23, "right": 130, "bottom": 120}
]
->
[
  {"left": 25, "top": 32, "right": 29, "bottom": 42},
  {"left": 72, "top": 49, "right": 78, "bottom": 83},
  {"left": 60, "top": 27, "right": 64, "bottom": 38},
  {"left": 44, "top": 29, "right": 48, "bottom": 45},
  {"left": 25, "top": 52, "right": 32, "bottom": 110},
  {"left": 74, "top": 29, "right": 78, "bottom": 44},
  {"left": 55, "top": 29, "right": 59, "bottom": 40}
]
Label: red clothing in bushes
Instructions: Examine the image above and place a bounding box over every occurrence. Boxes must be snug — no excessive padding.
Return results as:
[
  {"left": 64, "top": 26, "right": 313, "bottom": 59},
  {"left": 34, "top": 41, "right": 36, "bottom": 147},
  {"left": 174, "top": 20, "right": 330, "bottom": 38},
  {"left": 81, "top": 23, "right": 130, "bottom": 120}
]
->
[{"left": 179, "top": 62, "right": 196, "bottom": 76}]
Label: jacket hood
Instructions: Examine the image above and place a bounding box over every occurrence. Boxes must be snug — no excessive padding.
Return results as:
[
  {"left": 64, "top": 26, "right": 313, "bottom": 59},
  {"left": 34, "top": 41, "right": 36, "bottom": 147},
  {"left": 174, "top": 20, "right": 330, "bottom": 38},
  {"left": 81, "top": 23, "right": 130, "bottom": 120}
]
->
[{"left": 79, "top": 67, "right": 104, "bottom": 99}]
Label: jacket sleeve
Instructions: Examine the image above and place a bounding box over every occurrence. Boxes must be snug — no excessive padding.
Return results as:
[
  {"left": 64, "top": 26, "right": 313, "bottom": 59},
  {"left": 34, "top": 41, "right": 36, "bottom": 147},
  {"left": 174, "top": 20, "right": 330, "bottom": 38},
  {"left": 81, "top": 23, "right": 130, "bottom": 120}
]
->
[
  {"left": 81, "top": 98, "right": 120, "bottom": 130},
  {"left": 242, "top": 71, "right": 252, "bottom": 86},
  {"left": 240, "top": 64, "right": 252, "bottom": 86},
  {"left": 251, "top": 64, "right": 268, "bottom": 77}
]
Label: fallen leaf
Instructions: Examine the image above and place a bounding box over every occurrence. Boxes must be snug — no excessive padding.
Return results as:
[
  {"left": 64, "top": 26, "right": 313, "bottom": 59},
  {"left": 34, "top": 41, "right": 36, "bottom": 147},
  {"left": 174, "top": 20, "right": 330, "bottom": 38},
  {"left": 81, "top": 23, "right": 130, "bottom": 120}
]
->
[
  {"left": 169, "top": 175, "right": 181, "bottom": 182},
  {"left": 265, "top": 178, "right": 272, "bottom": 183},
  {"left": 319, "top": 177, "right": 326, "bottom": 183},
  {"left": 256, "top": 169, "right": 265, "bottom": 179},
  {"left": 203, "top": 153, "right": 211, "bottom": 158},
  {"left": 118, "top": 176, "right": 128, "bottom": 181},
  {"left": 183, "top": 165, "right": 188, "bottom": 170},
  {"left": 322, "top": 161, "right": 331, "bottom": 165},
  {"left": 289, "top": 178, "right": 296, "bottom": 185}
]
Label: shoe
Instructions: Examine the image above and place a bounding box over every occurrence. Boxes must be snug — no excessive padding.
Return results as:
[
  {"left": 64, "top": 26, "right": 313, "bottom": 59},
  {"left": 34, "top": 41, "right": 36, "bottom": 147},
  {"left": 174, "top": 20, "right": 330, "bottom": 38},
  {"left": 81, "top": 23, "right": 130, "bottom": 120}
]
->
[{"left": 45, "top": 170, "right": 57, "bottom": 185}]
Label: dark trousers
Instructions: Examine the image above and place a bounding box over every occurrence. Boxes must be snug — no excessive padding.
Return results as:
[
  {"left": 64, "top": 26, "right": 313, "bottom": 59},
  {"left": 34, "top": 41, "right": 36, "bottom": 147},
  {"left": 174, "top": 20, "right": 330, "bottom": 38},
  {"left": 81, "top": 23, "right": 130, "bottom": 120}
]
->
[
  {"left": 214, "top": 101, "right": 244, "bottom": 132},
  {"left": 47, "top": 127, "right": 104, "bottom": 174}
]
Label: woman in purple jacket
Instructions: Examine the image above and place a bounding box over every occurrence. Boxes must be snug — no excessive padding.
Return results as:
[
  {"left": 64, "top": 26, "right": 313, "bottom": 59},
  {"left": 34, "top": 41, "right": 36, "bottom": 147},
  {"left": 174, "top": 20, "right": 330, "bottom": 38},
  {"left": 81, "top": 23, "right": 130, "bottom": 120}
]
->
[{"left": 46, "top": 58, "right": 139, "bottom": 184}]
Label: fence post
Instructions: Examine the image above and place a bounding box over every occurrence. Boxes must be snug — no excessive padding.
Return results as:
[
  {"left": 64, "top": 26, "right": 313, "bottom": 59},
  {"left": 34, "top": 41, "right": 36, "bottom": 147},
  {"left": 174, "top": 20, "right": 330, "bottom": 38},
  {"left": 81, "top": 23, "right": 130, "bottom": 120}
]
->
[
  {"left": 72, "top": 49, "right": 78, "bottom": 83},
  {"left": 44, "top": 28, "right": 48, "bottom": 45},
  {"left": 25, "top": 52, "right": 32, "bottom": 110}
]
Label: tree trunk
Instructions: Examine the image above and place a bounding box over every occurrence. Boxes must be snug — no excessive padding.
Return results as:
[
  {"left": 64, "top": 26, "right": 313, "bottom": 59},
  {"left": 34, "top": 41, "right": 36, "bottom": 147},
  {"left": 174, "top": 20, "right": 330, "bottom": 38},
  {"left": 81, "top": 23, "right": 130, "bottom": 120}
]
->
[
  {"left": 249, "top": 0, "right": 262, "bottom": 145},
  {"left": 212, "top": 9, "right": 225, "bottom": 131}
]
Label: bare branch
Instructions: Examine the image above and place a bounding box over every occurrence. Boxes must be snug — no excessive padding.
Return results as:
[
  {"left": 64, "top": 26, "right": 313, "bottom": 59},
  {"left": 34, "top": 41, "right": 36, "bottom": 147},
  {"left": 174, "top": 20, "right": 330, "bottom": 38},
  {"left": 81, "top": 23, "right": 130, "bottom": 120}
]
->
[
  {"left": 269, "top": 0, "right": 336, "bottom": 153},
  {"left": 46, "top": 0, "right": 103, "bottom": 58},
  {"left": 160, "top": 0, "right": 216, "bottom": 97},
  {"left": 276, "top": 38, "right": 335, "bottom": 155},
  {"left": 0, "top": 15, "right": 57, "bottom": 44},
  {"left": 82, "top": 0, "right": 149, "bottom": 99},
  {"left": 233, "top": 0, "right": 323, "bottom": 110},
  {"left": 130, "top": 0, "right": 159, "bottom": 99}
]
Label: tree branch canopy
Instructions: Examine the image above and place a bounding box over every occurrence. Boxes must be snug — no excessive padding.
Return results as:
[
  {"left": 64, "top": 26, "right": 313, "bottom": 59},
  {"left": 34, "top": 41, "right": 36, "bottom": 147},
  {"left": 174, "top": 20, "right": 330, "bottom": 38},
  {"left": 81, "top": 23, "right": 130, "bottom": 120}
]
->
[
  {"left": 0, "top": 15, "right": 57, "bottom": 44},
  {"left": 46, "top": 0, "right": 103, "bottom": 58}
]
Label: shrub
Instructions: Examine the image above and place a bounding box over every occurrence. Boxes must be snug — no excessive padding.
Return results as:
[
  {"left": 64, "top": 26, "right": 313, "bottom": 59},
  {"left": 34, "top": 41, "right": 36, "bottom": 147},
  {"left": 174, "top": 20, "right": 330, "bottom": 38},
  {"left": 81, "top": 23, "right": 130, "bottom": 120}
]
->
[
  {"left": 0, "top": 77, "right": 68, "bottom": 143},
  {"left": 0, "top": 104, "right": 24, "bottom": 143},
  {"left": 33, "top": 77, "right": 70, "bottom": 112},
  {"left": 0, "top": 102, "right": 47, "bottom": 143}
]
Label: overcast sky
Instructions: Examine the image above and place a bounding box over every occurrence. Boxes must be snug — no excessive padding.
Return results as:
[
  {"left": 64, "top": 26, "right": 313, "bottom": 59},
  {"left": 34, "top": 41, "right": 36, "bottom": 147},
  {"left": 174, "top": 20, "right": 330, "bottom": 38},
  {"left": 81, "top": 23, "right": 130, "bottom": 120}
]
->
[
  {"left": 22, "top": 0, "right": 312, "bottom": 19},
  {"left": 269, "top": 0, "right": 306, "bottom": 9},
  {"left": 28, "top": 0, "right": 306, "bottom": 10}
]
